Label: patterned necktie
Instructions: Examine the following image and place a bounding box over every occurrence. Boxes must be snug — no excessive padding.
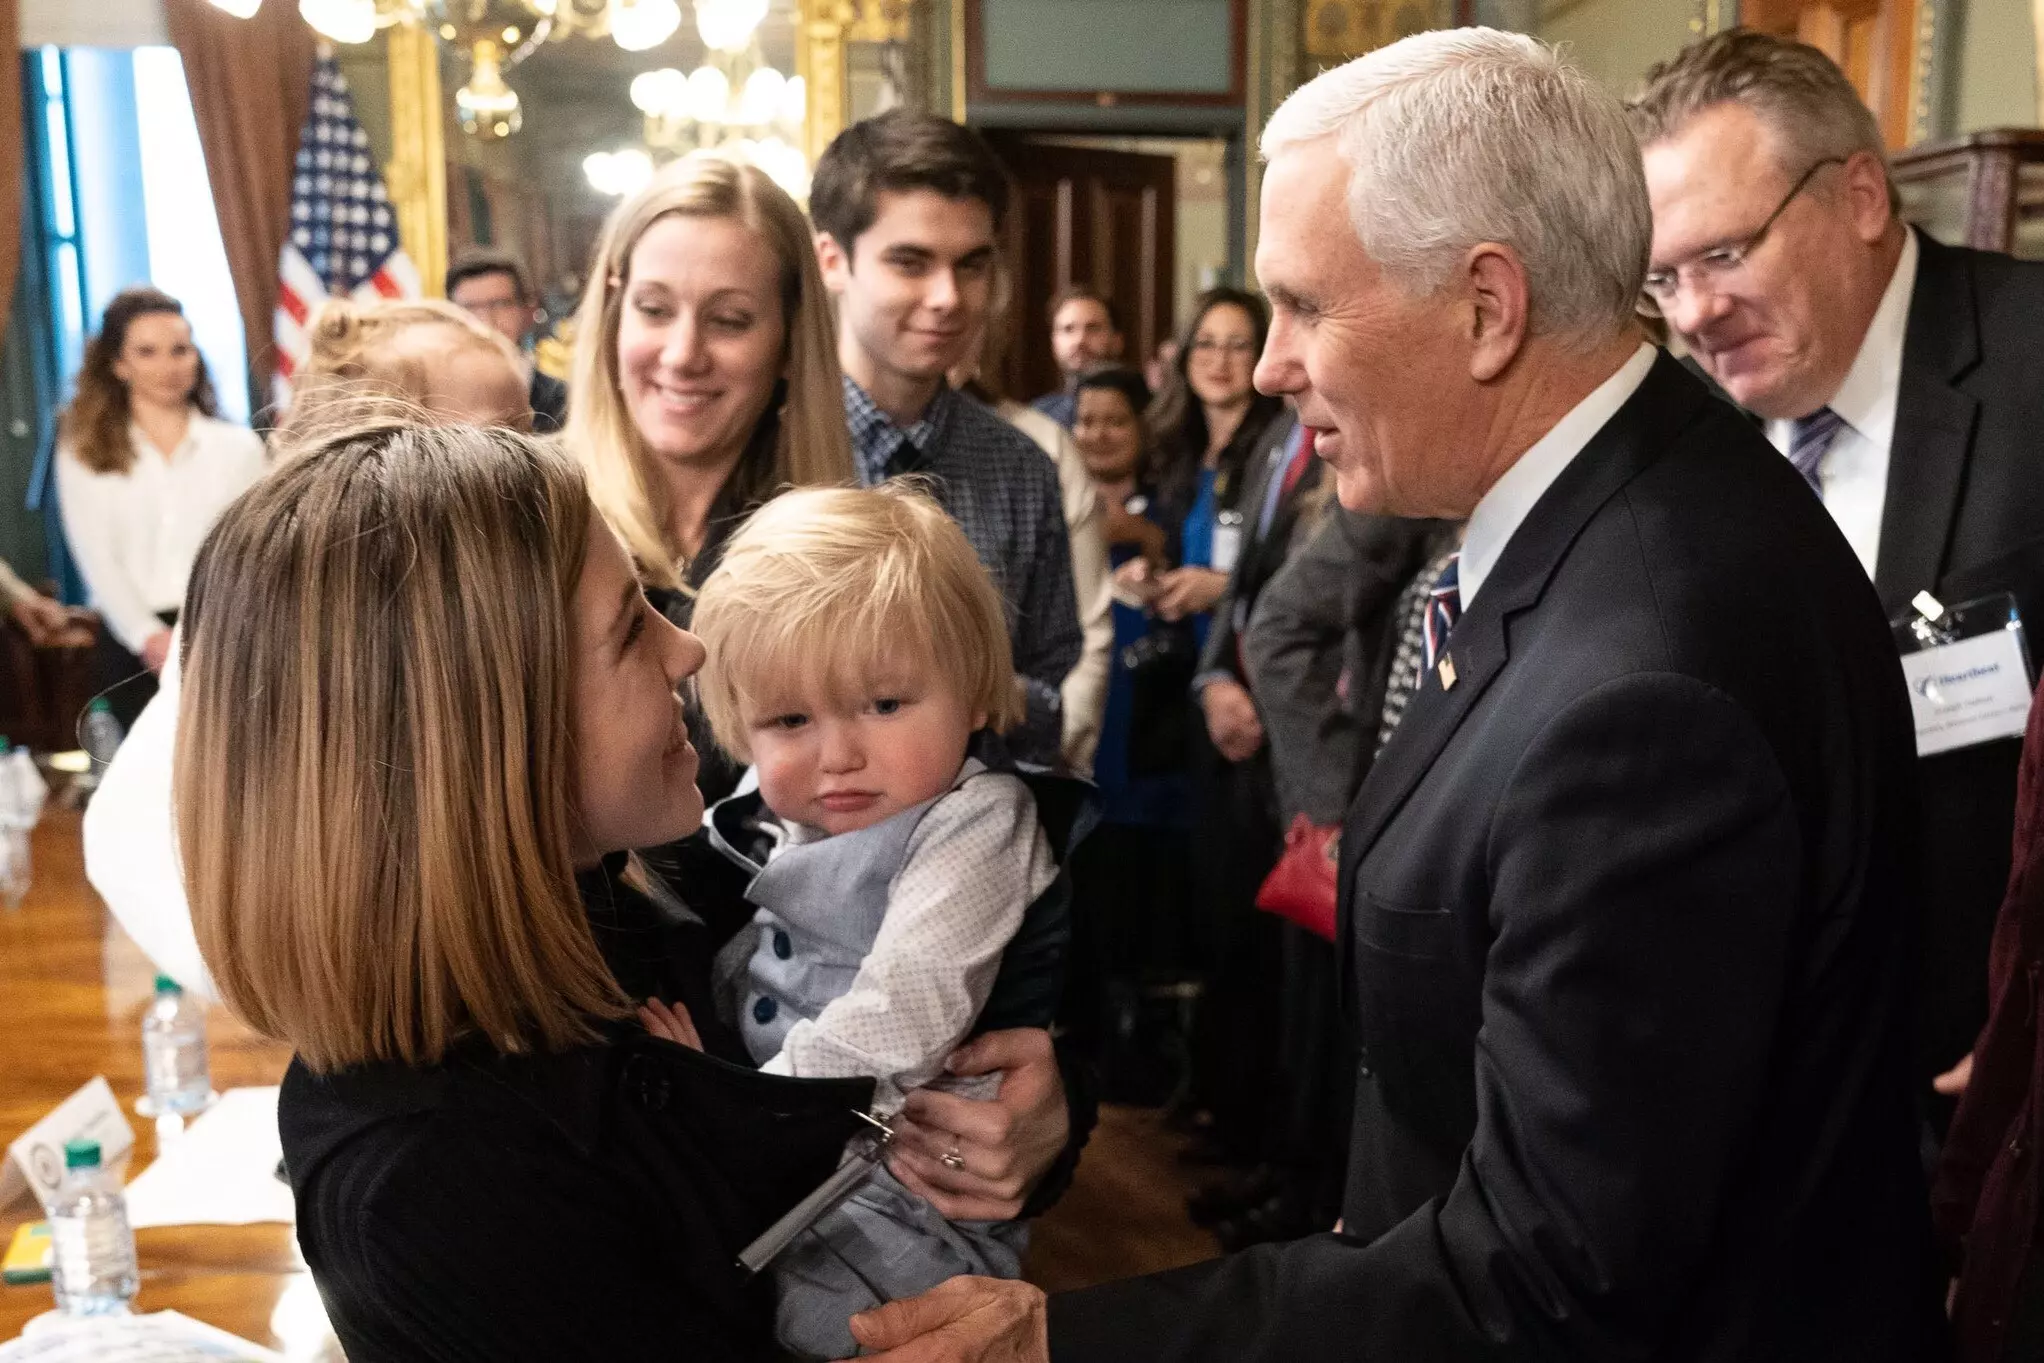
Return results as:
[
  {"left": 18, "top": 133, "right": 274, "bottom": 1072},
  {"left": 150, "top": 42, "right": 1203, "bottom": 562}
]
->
[
  {"left": 1423, "top": 553, "right": 1462, "bottom": 675},
  {"left": 1787, "top": 407, "right": 1845, "bottom": 496}
]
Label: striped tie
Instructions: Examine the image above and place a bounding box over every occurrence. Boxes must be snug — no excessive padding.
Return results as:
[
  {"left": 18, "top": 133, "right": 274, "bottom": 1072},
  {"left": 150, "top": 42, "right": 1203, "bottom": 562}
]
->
[
  {"left": 1423, "top": 553, "right": 1462, "bottom": 675},
  {"left": 1787, "top": 407, "right": 1844, "bottom": 496}
]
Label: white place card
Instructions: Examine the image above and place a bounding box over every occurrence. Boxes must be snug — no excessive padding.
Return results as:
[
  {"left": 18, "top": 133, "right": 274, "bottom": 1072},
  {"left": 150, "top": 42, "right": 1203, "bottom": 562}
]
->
[{"left": 2, "top": 1078, "right": 135, "bottom": 1215}]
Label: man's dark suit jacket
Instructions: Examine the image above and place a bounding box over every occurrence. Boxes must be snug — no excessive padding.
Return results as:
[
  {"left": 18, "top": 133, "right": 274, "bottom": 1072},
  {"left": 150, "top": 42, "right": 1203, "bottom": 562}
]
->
[
  {"left": 530, "top": 369, "right": 568, "bottom": 434},
  {"left": 1195, "top": 413, "right": 1316, "bottom": 693},
  {"left": 1049, "top": 353, "right": 1942, "bottom": 1360},
  {"left": 1883, "top": 232, "right": 2044, "bottom": 1101}
]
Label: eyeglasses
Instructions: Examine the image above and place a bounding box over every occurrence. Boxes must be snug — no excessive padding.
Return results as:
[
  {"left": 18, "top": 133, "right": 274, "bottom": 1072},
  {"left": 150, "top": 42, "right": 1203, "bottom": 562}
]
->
[
  {"left": 1638, "top": 156, "right": 1844, "bottom": 319},
  {"left": 1188, "top": 337, "right": 1257, "bottom": 358}
]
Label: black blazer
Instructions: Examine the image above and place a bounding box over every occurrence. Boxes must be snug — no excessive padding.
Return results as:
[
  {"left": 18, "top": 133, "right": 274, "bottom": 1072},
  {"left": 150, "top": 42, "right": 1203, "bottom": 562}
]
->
[
  {"left": 529, "top": 368, "right": 569, "bottom": 434},
  {"left": 1049, "top": 353, "right": 1943, "bottom": 1360},
  {"left": 1196, "top": 413, "right": 1318, "bottom": 685},
  {"left": 1883, "top": 232, "right": 2044, "bottom": 1094}
]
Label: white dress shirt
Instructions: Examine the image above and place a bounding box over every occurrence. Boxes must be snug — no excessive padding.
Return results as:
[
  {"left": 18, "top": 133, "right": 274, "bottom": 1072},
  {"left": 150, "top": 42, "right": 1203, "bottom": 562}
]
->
[
  {"left": 1765, "top": 227, "right": 1919, "bottom": 582},
  {"left": 1459, "top": 342, "right": 1658, "bottom": 609},
  {"left": 56, "top": 413, "right": 267, "bottom": 654}
]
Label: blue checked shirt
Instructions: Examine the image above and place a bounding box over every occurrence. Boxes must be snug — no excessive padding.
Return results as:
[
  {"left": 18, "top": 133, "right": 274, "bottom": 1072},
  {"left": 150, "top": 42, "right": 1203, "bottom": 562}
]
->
[{"left": 843, "top": 376, "right": 1082, "bottom": 767}]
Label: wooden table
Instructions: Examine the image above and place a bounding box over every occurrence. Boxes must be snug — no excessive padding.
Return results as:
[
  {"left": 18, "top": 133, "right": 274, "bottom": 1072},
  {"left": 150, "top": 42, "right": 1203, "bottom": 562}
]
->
[{"left": 0, "top": 805, "right": 325, "bottom": 1354}]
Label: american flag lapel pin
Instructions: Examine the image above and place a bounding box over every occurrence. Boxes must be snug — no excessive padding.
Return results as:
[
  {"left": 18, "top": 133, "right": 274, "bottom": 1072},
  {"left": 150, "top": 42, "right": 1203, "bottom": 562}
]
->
[{"left": 1437, "top": 654, "right": 1458, "bottom": 691}]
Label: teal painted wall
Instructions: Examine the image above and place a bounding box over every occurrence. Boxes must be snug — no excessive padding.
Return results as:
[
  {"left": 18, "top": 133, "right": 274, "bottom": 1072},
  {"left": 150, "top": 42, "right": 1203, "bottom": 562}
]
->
[{"left": 982, "top": 0, "right": 1236, "bottom": 93}]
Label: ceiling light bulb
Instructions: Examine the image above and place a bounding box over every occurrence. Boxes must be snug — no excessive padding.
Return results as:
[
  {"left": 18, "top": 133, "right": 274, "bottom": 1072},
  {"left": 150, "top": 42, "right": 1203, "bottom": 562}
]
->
[
  {"left": 585, "top": 148, "right": 655, "bottom": 197},
  {"left": 778, "top": 73, "right": 806, "bottom": 129},
  {"left": 685, "top": 64, "right": 731, "bottom": 123},
  {"left": 299, "top": 0, "right": 379, "bottom": 44},
  {"left": 695, "top": 0, "right": 766, "bottom": 53},
  {"left": 630, "top": 67, "right": 687, "bottom": 116},
  {"left": 611, "top": 0, "right": 682, "bottom": 52},
  {"left": 738, "top": 66, "right": 784, "bottom": 125},
  {"left": 752, "top": 136, "right": 809, "bottom": 199}
]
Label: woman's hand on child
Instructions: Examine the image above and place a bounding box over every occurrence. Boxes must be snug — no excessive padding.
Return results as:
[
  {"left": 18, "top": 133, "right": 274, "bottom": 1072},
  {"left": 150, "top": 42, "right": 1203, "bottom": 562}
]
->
[
  {"left": 637, "top": 998, "right": 703, "bottom": 1051},
  {"left": 845, "top": 1275, "right": 1048, "bottom": 1363},
  {"left": 887, "top": 1028, "right": 1068, "bottom": 1221}
]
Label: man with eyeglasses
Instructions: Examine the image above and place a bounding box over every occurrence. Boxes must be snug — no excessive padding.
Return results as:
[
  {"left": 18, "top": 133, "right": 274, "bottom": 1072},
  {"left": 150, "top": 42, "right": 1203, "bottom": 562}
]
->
[
  {"left": 446, "top": 248, "right": 569, "bottom": 433},
  {"left": 1631, "top": 30, "right": 2044, "bottom": 1157}
]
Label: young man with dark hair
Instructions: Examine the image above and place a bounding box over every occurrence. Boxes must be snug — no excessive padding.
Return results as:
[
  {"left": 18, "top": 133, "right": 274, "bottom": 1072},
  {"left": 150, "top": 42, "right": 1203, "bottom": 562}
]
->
[
  {"left": 1031, "top": 286, "right": 1124, "bottom": 428},
  {"left": 445, "top": 247, "right": 568, "bottom": 432},
  {"left": 812, "top": 110, "right": 1081, "bottom": 770}
]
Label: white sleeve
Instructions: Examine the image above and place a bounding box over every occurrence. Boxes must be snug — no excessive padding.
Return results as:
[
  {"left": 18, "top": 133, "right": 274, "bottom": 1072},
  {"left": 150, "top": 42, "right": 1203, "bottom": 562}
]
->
[
  {"left": 1052, "top": 428, "right": 1112, "bottom": 776},
  {"left": 0, "top": 557, "right": 31, "bottom": 609},
  {"left": 82, "top": 635, "right": 212, "bottom": 998},
  {"left": 226, "top": 425, "right": 269, "bottom": 491},
  {"left": 56, "top": 452, "right": 162, "bottom": 656},
  {"left": 760, "top": 775, "right": 1058, "bottom": 1109}
]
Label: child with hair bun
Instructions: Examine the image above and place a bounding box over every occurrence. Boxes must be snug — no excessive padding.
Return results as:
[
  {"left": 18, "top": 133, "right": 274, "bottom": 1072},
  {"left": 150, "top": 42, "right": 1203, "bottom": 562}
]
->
[
  {"left": 659, "top": 482, "right": 1082, "bottom": 1360},
  {"left": 279, "top": 297, "right": 531, "bottom": 440}
]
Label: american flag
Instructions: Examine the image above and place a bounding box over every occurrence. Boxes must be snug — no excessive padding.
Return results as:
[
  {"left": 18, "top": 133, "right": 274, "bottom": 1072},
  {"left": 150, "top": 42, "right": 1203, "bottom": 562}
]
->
[{"left": 272, "top": 51, "right": 419, "bottom": 400}]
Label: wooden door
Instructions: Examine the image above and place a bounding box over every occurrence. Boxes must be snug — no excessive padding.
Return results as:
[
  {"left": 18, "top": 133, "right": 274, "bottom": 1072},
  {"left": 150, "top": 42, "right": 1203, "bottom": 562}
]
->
[
  {"left": 1741, "top": 0, "right": 1923, "bottom": 149},
  {"left": 989, "top": 138, "right": 1176, "bottom": 404}
]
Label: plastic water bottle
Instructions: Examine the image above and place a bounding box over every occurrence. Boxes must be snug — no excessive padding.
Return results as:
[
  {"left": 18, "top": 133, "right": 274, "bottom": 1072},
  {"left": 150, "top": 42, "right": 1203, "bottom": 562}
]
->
[
  {"left": 82, "top": 698, "right": 124, "bottom": 770},
  {"left": 0, "top": 738, "right": 27, "bottom": 909},
  {"left": 48, "top": 1139, "right": 138, "bottom": 1317},
  {"left": 138, "top": 975, "right": 214, "bottom": 1118}
]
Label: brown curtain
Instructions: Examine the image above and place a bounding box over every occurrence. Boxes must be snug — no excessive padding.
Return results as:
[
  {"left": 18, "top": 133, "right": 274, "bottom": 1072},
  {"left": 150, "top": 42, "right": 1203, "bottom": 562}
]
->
[
  {"left": 0, "top": 0, "right": 22, "bottom": 333},
  {"left": 164, "top": 0, "right": 316, "bottom": 406}
]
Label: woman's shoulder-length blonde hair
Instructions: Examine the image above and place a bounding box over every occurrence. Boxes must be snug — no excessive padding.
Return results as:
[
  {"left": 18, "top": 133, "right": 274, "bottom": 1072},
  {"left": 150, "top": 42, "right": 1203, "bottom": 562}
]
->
[
  {"left": 175, "top": 418, "right": 628, "bottom": 1073},
  {"left": 565, "top": 152, "right": 853, "bottom": 590}
]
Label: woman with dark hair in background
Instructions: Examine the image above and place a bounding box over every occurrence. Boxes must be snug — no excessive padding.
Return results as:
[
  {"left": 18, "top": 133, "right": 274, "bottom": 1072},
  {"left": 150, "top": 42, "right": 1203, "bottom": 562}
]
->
[
  {"left": 1118, "top": 291, "right": 1290, "bottom": 1164},
  {"left": 56, "top": 286, "right": 265, "bottom": 728},
  {"left": 1120, "top": 288, "right": 1286, "bottom": 644}
]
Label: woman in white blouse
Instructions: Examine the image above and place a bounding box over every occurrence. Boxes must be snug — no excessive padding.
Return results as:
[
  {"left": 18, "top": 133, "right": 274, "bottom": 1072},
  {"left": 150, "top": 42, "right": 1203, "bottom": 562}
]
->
[{"left": 56, "top": 287, "right": 265, "bottom": 727}]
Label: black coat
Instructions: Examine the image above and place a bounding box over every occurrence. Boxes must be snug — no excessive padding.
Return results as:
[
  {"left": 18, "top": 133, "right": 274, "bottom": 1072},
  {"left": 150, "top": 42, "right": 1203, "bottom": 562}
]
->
[
  {"left": 529, "top": 369, "right": 569, "bottom": 434},
  {"left": 1048, "top": 352, "right": 1943, "bottom": 1360},
  {"left": 1883, "top": 232, "right": 2044, "bottom": 1098},
  {"left": 280, "top": 859, "right": 873, "bottom": 1363},
  {"left": 1194, "top": 413, "right": 1316, "bottom": 691}
]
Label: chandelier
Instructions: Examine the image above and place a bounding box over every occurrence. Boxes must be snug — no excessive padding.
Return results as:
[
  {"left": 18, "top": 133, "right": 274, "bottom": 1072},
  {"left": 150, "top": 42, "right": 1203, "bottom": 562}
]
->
[
  {"left": 268, "top": 1, "right": 698, "bottom": 143},
  {"left": 283, "top": 0, "right": 684, "bottom": 50},
  {"left": 618, "top": 1, "right": 806, "bottom": 197},
  {"left": 214, "top": 0, "right": 806, "bottom": 189}
]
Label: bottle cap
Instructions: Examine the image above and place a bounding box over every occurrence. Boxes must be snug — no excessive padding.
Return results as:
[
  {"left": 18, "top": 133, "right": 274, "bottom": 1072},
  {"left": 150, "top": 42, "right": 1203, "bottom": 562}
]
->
[
  {"left": 62, "top": 1139, "right": 100, "bottom": 1169},
  {"left": 153, "top": 974, "right": 181, "bottom": 995}
]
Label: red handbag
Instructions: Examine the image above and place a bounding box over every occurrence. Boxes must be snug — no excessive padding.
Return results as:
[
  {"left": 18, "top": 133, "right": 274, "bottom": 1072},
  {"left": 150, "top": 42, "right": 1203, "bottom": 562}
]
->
[{"left": 1255, "top": 814, "right": 1340, "bottom": 942}]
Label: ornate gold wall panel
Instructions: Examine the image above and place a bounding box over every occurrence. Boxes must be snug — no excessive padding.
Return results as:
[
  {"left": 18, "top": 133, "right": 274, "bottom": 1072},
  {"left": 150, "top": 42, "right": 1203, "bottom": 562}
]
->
[
  {"left": 801, "top": 0, "right": 920, "bottom": 161},
  {"left": 385, "top": 22, "right": 448, "bottom": 297}
]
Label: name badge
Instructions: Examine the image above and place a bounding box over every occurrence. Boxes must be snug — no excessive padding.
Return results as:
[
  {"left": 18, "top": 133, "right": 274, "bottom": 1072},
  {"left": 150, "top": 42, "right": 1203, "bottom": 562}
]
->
[
  {"left": 1210, "top": 512, "right": 1244, "bottom": 575},
  {"left": 1892, "top": 591, "right": 2034, "bottom": 758}
]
